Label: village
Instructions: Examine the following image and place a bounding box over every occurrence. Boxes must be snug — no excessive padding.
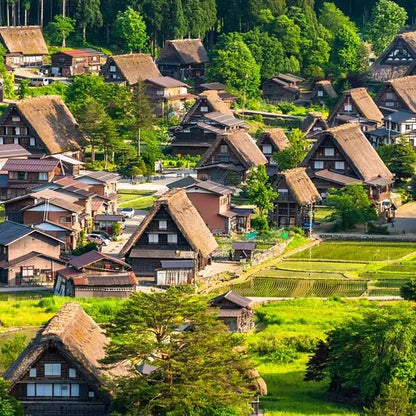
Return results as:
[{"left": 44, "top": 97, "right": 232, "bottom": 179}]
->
[{"left": 1, "top": 1, "right": 416, "bottom": 415}]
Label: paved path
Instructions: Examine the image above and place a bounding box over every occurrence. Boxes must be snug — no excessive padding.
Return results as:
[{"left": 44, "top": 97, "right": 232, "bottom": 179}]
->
[{"left": 248, "top": 296, "right": 402, "bottom": 305}]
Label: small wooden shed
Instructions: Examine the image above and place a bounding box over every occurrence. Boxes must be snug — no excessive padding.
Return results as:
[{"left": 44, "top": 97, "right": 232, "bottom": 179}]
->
[
  {"left": 155, "top": 260, "right": 196, "bottom": 286},
  {"left": 233, "top": 241, "right": 256, "bottom": 261}
]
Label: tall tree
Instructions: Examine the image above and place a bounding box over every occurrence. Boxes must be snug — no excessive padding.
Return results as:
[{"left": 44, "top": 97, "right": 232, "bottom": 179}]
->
[
  {"left": 46, "top": 15, "right": 75, "bottom": 47},
  {"left": 273, "top": 129, "right": 310, "bottom": 170},
  {"left": 366, "top": 0, "right": 408, "bottom": 55},
  {"left": 169, "top": 0, "right": 187, "bottom": 39},
  {"left": 103, "top": 288, "right": 255, "bottom": 416},
  {"left": 74, "top": 0, "right": 103, "bottom": 42}
]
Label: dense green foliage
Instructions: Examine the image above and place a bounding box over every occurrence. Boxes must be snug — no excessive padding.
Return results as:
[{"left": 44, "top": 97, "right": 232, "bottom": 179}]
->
[
  {"left": 273, "top": 129, "right": 310, "bottom": 170},
  {"left": 0, "top": 379, "right": 23, "bottom": 416},
  {"left": 400, "top": 278, "right": 416, "bottom": 301}
]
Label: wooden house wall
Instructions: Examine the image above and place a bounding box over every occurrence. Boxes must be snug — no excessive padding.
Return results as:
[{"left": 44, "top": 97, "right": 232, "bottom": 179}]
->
[
  {"left": 172, "top": 126, "right": 216, "bottom": 156},
  {"left": 101, "top": 59, "right": 126, "bottom": 84},
  {"left": 375, "top": 86, "right": 407, "bottom": 111},
  {"left": 7, "top": 233, "right": 61, "bottom": 261},
  {"left": 262, "top": 82, "right": 298, "bottom": 103}
]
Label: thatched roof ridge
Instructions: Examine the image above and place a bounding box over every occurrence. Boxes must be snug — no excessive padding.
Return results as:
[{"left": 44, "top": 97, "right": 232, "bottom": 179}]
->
[
  {"left": 387, "top": 75, "right": 416, "bottom": 112},
  {"left": 315, "top": 80, "right": 338, "bottom": 98},
  {"left": 109, "top": 53, "right": 161, "bottom": 85},
  {"left": 0, "top": 26, "right": 48, "bottom": 55},
  {"left": 328, "top": 88, "right": 383, "bottom": 126},
  {"left": 12, "top": 95, "right": 84, "bottom": 154},
  {"left": 257, "top": 129, "right": 289, "bottom": 151},
  {"left": 197, "top": 131, "right": 267, "bottom": 170},
  {"left": 120, "top": 189, "right": 217, "bottom": 258},
  {"left": 4, "top": 303, "right": 124, "bottom": 393},
  {"left": 300, "top": 112, "right": 329, "bottom": 135},
  {"left": 199, "top": 90, "right": 232, "bottom": 115},
  {"left": 159, "top": 39, "right": 209, "bottom": 65},
  {"left": 279, "top": 168, "right": 321, "bottom": 205}
]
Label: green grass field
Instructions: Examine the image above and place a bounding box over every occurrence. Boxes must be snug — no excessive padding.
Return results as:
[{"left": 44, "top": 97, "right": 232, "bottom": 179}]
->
[
  {"left": 118, "top": 191, "right": 157, "bottom": 210},
  {"left": 276, "top": 261, "right": 365, "bottom": 272},
  {"left": 0, "top": 204, "right": 4, "bottom": 223}
]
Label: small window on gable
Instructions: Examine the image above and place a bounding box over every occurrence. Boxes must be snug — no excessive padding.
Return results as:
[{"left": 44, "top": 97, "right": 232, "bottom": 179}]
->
[
  {"left": 12, "top": 116, "right": 20, "bottom": 122},
  {"left": 69, "top": 368, "right": 76, "bottom": 378},
  {"left": 200, "top": 106, "right": 208, "bottom": 112},
  {"left": 45, "top": 363, "right": 61, "bottom": 376},
  {"left": 149, "top": 233, "right": 159, "bottom": 244},
  {"left": 335, "top": 161, "right": 345, "bottom": 170},
  {"left": 159, "top": 220, "right": 167, "bottom": 230},
  {"left": 317, "top": 90, "right": 324, "bottom": 97},
  {"left": 30, "top": 137, "right": 35, "bottom": 146},
  {"left": 344, "top": 104, "right": 352, "bottom": 112},
  {"left": 262, "top": 144, "right": 272, "bottom": 154},
  {"left": 88, "top": 390, "right": 95, "bottom": 398},
  {"left": 27, "top": 384, "right": 35, "bottom": 396},
  {"left": 220, "top": 145, "right": 228, "bottom": 154},
  {"left": 110, "top": 65, "right": 116, "bottom": 72},
  {"left": 29, "top": 368, "right": 37, "bottom": 378},
  {"left": 168, "top": 234, "right": 178, "bottom": 244},
  {"left": 314, "top": 161, "right": 324, "bottom": 169},
  {"left": 324, "top": 148, "right": 334, "bottom": 157},
  {"left": 13, "top": 138, "right": 19, "bottom": 144}
]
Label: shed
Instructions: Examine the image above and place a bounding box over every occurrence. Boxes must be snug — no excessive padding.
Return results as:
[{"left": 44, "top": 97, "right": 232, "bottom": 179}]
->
[
  {"left": 232, "top": 241, "right": 256, "bottom": 261},
  {"left": 155, "top": 260, "right": 196, "bottom": 286}
]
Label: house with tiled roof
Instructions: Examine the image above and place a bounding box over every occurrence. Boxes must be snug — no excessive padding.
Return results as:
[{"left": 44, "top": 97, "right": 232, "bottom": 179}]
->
[
  {"left": 262, "top": 73, "right": 305, "bottom": 103},
  {"left": 54, "top": 250, "right": 137, "bottom": 298},
  {"left": 301, "top": 124, "right": 394, "bottom": 203},
  {"left": 51, "top": 48, "right": 104, "bottom": 77},
  {"left": 120, "top": 189, "right": 217, "bottom": 281},
  {"left": 157, "top": 38, "right": 209, "bottom": 80},
  {"left": 0, "top": 144, "right": 29, "bottom": 169},
  {"left": 0, "top": 221, "right": 65, "bottom": 286},
  {"left": 4, "top": 302, "right": 128, "bottom": 415},
  {"left": 196, "top": 131, "right": 267, "bottom": 186}
]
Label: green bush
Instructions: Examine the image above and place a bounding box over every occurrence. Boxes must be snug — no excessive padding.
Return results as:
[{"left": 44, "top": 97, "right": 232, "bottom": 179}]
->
[
  {"left": 367, "top": 222, "right": 389, "bottom": 235},
  {"left": 251, "top": 215, "right": 269, "bottom": 232},
  {"left": 250, "top": 335, "right": 299, "bottom": 363}
]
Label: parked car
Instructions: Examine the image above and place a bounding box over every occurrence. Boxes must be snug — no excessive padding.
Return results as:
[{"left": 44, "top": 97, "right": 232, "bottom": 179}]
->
[
  {"left": 121, "top": 207, "right": 135, "bottom": 219},
  {"left": 87, "top": 233, "right": 111, "bottom": 246},
  {"left": 29, "top": 77, "right": 50, "bottom": 87},
  {"left": 91, "top": 230, "right": 112, "bottom": 240}
]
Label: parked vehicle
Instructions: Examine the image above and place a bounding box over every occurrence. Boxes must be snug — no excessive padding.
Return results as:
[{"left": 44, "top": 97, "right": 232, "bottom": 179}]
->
[
  {"left": 29, "top": 77, "right": 50, "bottom": 87},
  {"left": 91, "top": 230, "right": 112, "bottom": 240},
  {"left": 87, "top": 233, "right": 111, "bottom": 246},
  {"left": 121, "top": 207, "right": 135, "bottom": 219}
]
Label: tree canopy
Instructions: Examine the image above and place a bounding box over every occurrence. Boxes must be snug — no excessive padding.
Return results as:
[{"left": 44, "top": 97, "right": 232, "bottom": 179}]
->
[{"left": 273, "top": 129, "right": 310, "bottom": 171}]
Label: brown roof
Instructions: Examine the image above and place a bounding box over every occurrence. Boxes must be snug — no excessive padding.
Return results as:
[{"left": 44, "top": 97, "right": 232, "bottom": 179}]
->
[
  {"left": 197, "top": 131, "right": 267, "bottom": 170},
  {"left": 279, "top": 168, "right": 322, "bottom": 205},
  {"left": 304, "top": 124, "right": 393, "bottom": 182},
  {"left": 387, "top": 75, "right": 416, "bottom": 112},
  {"left": 315, "top": 80, "right": 338, "bottom": 98},
  {"left": 23, "top": 195, "right": 84, "bottom": 214},
  {"left": 69, "top": 250, "right": 130, "bottom": 270},
  {"left": 314, "top": 169, "right": 363, "bottom": 185},
  {"left": 328, "top": 88, "right": 383, "bottom": 126},
  {"left": 0, "top": 144, "right": 30, "bottom": 159},
  {"left": 2, "top": 158, "right": 59, "bottom": 172},
  {"left": 11, "top": 96, "right": 84, "bottom": 154},
  {"left": 0, "top": 26, "right": 48, "bottom": 55},
  {"left": 159, "top": 39, "right": 209, "bottom": 65},
  {"left": 4, "top": 302, "right": 126, "bottom": 392},
  {"left": 257, "top": 129, "right": 289, "bottom": 151},
  {"left": 200, "top": 90, "right": 232, "bottom": 115},
  {"left": 145, "top": 76, "right": 189, "bottom": 88},
  {"left": 108, "top": 53, "right": 161, "bottom": 85},
  {"left": 78, "top": 170, "right": 120, "bottom": 183},
  {"left": 300, "top": 112, "right": 329, "bottom": 135},
  {"left": 120, "top": 189, "right": 217, "bottom": 258},
  {"left": 211, "top": 290, "right": 252, "bottom": 308}
]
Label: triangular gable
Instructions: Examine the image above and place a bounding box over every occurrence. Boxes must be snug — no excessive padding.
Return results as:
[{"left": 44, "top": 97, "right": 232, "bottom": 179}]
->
[{"left": 378, "top": 36, "right": 416, "bottom": 66}]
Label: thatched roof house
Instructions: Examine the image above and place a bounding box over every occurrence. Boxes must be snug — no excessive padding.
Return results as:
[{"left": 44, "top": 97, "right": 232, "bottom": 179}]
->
[
  {"left": 327, "top": 88, "right": 383, "bottom": 128},
  {"left": 257, "top": 129, "right": 289, "bottom": 174},
  {"left": 120, "top": 189, "right": 217, "bottom": 278},
  {"left": 101, "top": 53, "right": 161, "bottom": 85},
  {"left": 4, "top": 302, "right": 127, "bottom": 415},
  {"left": 0, "top": 96, "right": 84, "bottom": 156},
  {"left": 300, "top": 112, "right": 329, "bottom": 138},
  {"left": 0, "top": 26, "right": 47, "bottom": 67},
  {"left": 370, "top": 31, "right": 416, "bottom": 82},
  {"left": 375, "top": 75, "right": 416, "bottom": 113}
]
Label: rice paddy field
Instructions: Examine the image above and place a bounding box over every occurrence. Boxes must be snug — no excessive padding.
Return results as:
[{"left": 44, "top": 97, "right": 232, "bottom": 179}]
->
[{"left": 232, "top": 241, "right": 416, "bottom": 298}]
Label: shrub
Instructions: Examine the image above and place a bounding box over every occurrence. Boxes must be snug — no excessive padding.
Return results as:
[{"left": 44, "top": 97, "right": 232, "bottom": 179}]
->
[
  {"left": 367, "top": 222, "right": 389, "bottom": 235},
  {"left": 251, "top": 215, "right": 269, "bottom": 232}
]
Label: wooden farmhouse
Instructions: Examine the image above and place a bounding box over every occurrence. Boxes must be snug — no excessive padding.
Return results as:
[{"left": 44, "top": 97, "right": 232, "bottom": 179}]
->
[
  {"left": 272, "top": 167, "right": 321, "bottom": 228},
  {"left": 195, "top": 82, "right": 237, "bottom": 108},
  {"left": 144, "top": 76, "right": 195, "bottom": 117},
  {"left": 4, "top": 302, "right": 128, "bottom": 416},
  {"left": 157, "top": 38, "right": 209, "bottom": 80},
  {"left": 300, "top": 112, "right": 329, "bottom": 139},
  {"left": 262, "top": 73, "right": 304, "bottom": 103},
  {"left": 54, "top": 250, "right": 137, "bottom": 298},
  {"left": 0, "top": 144, "right": 29, "bottom": 169},
  {"left": 370, "top": 31, "right": 416, "bottom": 82},
  {"left": 168, "top": 176, "right": 251, "bottom": 234},
  {"left": 51, "top": 48, "right": 104, "bottom": 77},
  {"left": 327, "top": 88, "right": 383, "bottom": 131},
  {"left": 196, "top": 131, "right": 267, "bottom": 186},
  {"left": 101, "top": 53, "right": 161, "bottom": 86},
  {"left": 257, "top": 129, "right": 289, "bottom": 175},
  {"left": 120, "top": 189, "right": 217, "bottom": 281},
  {"left": 301, "top": 124, "right": 394, "bottom": 203},
  {"left": 309, "top": 80, "right": 338, "bottom": 105},
  {"left": 0, "top": 221, "right": 65, "bottom": 286},
  {"left": 0, "top": 96, "right": 85, "bottom": 158},
  {"left": 171, "top": 90, "right": 245, "bottom": 156},
  {"left": 210, "top": 291, "right": 255, "bottom": 333},
  {"left": 0, "top": 26, "right": 48, "bottom": 67}
]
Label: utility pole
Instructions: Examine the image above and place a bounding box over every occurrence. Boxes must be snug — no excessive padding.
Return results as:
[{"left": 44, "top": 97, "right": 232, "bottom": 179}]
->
[
  {"left": 242, "top": 73, "right": 248, "bottom": 121},
  {"left": 309, "top": 204, "right": 313, "bottom": 239}
]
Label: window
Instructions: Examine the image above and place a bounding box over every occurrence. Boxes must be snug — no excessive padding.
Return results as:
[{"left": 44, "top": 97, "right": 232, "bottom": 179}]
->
[
  {"left": 38, "top": 172, "right": 48, "bottom": 181},
  {"left": 312, "top": 126, "right": 322, "bottom": 132},
  {"left": 159, "top": 220, "right": 167, "bottom": 230},
  {"left": 110, "top": 65, "right": 116, "bottom": 72},
  {"left": 168, "top": 234, "right": 178, "bottom": 244},
  {"left": 335, "top": 161, "right": 345, "bottom": 170},
  {"left": 88, "top": 391, "right": 95, "bottom": 398},
  {"left": 36, "top": 383, "right": 53, "bottom": 396},
  {"left": 157, "top": 89, "right": 164, "bottom": 96},
  {"left": 406, "top": 124, "right": 412, "bottom": 131},
  {"left": 386, "top": 92, "right": 394, "bottom": 100},
  {"left": 12, "top": 116, "right": 20, "bottom": 122},
  {"left": 262, "top": 144, "right": 272, "bottom": 154},
  {"left": 314, "top": 161, "right": 324, "bottom": 169},
  {"left": 148, "top": 233, "right": 159, "bottom": 244},
  {"left": 29, "top": 137, "right": 35, "bottom": 146},
  {"left": 54, "top": 384, "right": 70, "bottom": 397},
  {"left": 317, "top": 90, "right": 323, "bottom": 97},
  {"left": 324, "top": 148, "right": 334, "bottom": 157},
  {"left": 200, "top": 106, "right": 208, "bottom": 112},
  {"left": 59, "top": 216, "right": 71, "bottom": 224},
  {"left": 71, "top": 384, "right": 80, "bottom": 397},
  {"left": 27, "top": 384, "right": 35, "bottom": 396},
  {"left": 13, "top": 57, "right": 20, "bottom": 64},
  {"left": 13, "top": 138, "right": 19, "bottom": 144},
  {"left": 220, "top": 145, "right": 228, "bottom": 154},
  {"left": 15, "top": 126, "right": 20, "bottom": 135},
  {"left": 0, "top": 138, "right": 3, "bottom": 145},
  {"left": 29, "top": 368, "right": 37, "bottom": 378},
  {"left": 344, "top": 104, "right": 352, "bottom": 111},
  {"left": 69, "top": 368, "right": 76, "bottom": 378},
  {"left": 44, "top": 363, "right": 61, "bottom": 376},
  {"left": 385, "top": 101, "right": 395, "bottom": 107},
  {"left": 22, "top": 266, "right": 34, "bottom": 278}
]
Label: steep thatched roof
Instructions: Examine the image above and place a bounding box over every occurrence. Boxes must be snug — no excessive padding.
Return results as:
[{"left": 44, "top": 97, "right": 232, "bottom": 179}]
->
[
  {"left": 303, "top": 124, "right": 393, "bottom": 182},
  {"left": 0, "top": 26, "right": 48, "bottom": 55},
  {"left": 328, "top": 88, "right": 383, "bottom": 126},
  {"left": 108, "top": 53, "right": 161, "bottom": 85},
  {"left": 199, "top": 90, "right": 233, "bottom": 115},
  {"left": 278, "top": 168, "right": 321, "bottom": 205},
  {"left": 120, "top": 189, "right": 217, "bottom": 258},
  {"left": 315, "top": 80, "right": 338, "bottom": 98},
  {"left": 4, "top": 303, "right": 126, "bottom": 395},
  {"left": 300, "top": 112, "right": 329, "bottom": 135},
  {"left": 159, "top": 39, "right": 209, "bottom": 65},
  {"left": 387, "top": 75, "right": 416, "bottom": 112},
  {"left": 7, "top": 96, "right": 84, "bottom": 154},
  {"left": 197, "top": 131, "right": 267, "bottom": 170},
  {"left": 257, "top": 129, "right": 289, "bottom": 151}
]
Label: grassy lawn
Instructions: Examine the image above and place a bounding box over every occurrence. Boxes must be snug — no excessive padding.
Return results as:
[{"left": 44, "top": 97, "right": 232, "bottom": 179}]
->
[
  {"left": 0, "top": 204, "right": 4, "bottom": 223},
  {"left": 247, "top": 298, "right": 384, "bottom": 415},
  {"left": 290, "top": 241, "right": 416, "bottom": 262},
  {"left": 277, "top": 261, "right": 365, "bottom": 272},
  {"left": 314, "top": 206, "right": 335, "bottom": 223},
  {"left": 118, "top": 191, "right": 157, "bottom": 210}
]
